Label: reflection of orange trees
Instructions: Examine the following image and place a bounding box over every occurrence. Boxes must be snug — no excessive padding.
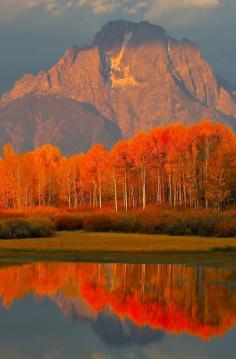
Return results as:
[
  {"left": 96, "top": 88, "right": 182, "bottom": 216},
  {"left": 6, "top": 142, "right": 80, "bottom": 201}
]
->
[
  {"left": 0, "top": 263, "right": 236, "bottom": 338},
  {"left": 0, "top": 263, "right": 81, "bottom": 308},
  {"left": 79, "top": 264, "right": 236, "bottom": 339}
]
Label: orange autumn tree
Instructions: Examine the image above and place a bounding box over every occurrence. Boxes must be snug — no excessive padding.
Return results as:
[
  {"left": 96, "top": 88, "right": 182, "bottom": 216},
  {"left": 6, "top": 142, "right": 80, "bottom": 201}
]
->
[
  {"left": 109, "top": 140, "right": 131, "bottom": 212},
  {"left": 82, "top": 145, "right": 108, "bottom": 209},
  {"left": 129, "top": 132, "right": 152, "bottom": 210},
  {"left": 0, "top": 120, "right": 236, "bottom": 210},
  {"left": 32, "top": 145, "right": 62, "bottom": 206}
]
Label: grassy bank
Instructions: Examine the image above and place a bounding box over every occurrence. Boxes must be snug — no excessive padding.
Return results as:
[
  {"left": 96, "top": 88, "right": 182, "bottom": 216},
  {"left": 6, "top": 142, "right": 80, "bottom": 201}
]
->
[
  {"left": 1, "top": 231, "right": 236, "bottom": 253},
  {"left": 1, "top": 231, "right": 236, "bottom": 264}
]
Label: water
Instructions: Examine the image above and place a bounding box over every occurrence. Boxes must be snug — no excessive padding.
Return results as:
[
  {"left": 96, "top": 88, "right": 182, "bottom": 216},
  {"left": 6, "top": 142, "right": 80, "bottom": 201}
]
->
[{"left": 0, "top": 261, "right": 236, "bottom": 359}]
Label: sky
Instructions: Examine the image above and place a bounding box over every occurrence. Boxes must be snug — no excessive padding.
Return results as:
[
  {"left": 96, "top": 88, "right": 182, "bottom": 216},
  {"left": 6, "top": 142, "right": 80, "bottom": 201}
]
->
[{"left": 0, "top": 0, "right": 235, "bottom": 95}]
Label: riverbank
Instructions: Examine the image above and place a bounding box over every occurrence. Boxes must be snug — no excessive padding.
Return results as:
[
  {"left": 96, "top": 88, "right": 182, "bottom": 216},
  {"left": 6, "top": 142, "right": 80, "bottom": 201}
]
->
[{"left": 0, "top": 231, "right": 236, "bottom": 264}]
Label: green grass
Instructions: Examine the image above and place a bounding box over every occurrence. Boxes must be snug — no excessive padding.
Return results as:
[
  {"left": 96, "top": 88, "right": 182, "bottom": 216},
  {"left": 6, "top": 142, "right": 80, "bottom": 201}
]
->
[
  {"left": 0, "top": 231, "right": 236, "bottom": 252},
  {"left": 0, "top": 231, "right": 236, "bottom": 264}
]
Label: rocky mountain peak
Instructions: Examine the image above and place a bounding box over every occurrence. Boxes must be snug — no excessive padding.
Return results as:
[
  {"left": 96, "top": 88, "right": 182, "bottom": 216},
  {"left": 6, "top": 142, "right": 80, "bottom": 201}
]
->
[
  {"left": 92, "top": 20, "right": 167, "bottom": 52},
  {"left": 61, "top": 45, "right": 80, "bottom": 64},
  {"left": 0, "top": 20, "right": 235, "bottom": 154}
]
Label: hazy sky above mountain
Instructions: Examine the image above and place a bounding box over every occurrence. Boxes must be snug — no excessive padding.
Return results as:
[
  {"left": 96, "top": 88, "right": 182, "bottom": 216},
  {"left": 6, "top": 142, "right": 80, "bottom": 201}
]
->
[{"left": 0, "top": 0, "right": 235, "bottom": 94}]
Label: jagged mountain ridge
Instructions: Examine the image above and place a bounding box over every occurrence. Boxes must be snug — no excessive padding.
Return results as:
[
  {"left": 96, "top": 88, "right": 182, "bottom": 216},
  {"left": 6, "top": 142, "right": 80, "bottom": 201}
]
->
[{"left": 1, "top": 20, "right": 236, "bottom": 154}]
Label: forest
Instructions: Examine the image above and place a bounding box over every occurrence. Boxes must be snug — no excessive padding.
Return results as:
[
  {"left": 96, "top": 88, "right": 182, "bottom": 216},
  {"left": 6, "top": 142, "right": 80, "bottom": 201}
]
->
[{"left": 1, "top": 120, "right": 236, "bottom": 212}]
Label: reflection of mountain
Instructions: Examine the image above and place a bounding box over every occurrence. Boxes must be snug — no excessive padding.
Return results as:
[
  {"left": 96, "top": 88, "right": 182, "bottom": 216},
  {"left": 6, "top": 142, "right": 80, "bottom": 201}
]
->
[
  {"left": 0, "top": 262, "right": 236, "bottom": 340},
  {"left": 93, "top": 310, "right": 164, "bottom": 346},
  {"left": 51, "top": 288, "right": 164, "bottom": 346},
  {"left": 51, "top": 291, "right": 96, "bottom": 322}
]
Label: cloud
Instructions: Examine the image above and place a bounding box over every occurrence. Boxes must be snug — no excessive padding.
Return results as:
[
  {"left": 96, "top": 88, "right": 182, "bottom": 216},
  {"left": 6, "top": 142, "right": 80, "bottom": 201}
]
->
[
  {"left": 143, "top": 347, "right": 211, "bottom": 359},
  {"left": 0, "top": 0, "right": 223, "bottom": 18},
  {"left": 143, "top": 0, "right": 222, "bottom": 24},
  {"left": 78, "top": 0, "right": 149, "bottom": 14},
  {"left": 149, "top": 0, "right": 220, "bottom": 12},
  {"left": 0, "top": 347, "right": 32, "bottom": 359},
  {"left": 83, "top": 0, "right": 220, "bottom": 15},
  {"left": 43, "top": 349, "right": 67, "bottom": 359},
  {"left": 91, "top": 352, "right": 113, "bottom": 359}
]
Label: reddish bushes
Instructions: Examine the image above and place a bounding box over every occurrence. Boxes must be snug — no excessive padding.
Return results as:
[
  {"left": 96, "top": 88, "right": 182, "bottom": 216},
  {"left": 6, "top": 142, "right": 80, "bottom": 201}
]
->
[
  {"left": 1, "top": 208, "right": 236, "bottom": 238},
  {"left": 53, "top": 214, "right": 84, "bottom": 231},
  {"left": 52, "top": 209, "right": 236, "bottom": 237},
  {"left": 0, "top": 218, "right": 55, "bottom": 239}
]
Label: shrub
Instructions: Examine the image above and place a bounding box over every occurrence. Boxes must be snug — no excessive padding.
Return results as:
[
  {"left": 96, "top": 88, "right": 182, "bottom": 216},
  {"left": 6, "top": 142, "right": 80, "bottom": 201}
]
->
[
  {"left": 113, "top": 214, "right": 140, "bottom": 233},
  {"left": 28, "top": 218, "right": 55, "bottom": 238},
  {"left": 2, "top": 207, "right": 236, "bottom": 238},
  {"left": 182, "top": 217, "right": 200, "bottom": 235},
  {"left": 194, "top": 216, "right": 219, "bottom": 237},
  {"left": 216, "top": 219, "right": 236, "bottom": 237},
  {"left": 167, "top": 217, "right": 192, "bottom": 236},
  {"left": 54, "top": 214, "right": 84, "bottom": 231},
  {"left": 0, "top": 219, "right": 29, "bottom": 239},
  {"left": 83, "top": 214, "right": 117, "bottom": 232},
  {"left": 83, "top": 213, "right": 141, "bottom": 233},
  {"left": 138, "top": 216, "right": 166, "bottom": 234},
  {"left": 0, "top": 218, "right": 55, "bottom": 239}
]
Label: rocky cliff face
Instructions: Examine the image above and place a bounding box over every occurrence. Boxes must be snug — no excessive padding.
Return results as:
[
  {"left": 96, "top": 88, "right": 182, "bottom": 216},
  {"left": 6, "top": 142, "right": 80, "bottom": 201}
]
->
[{"left": 1, "top": 20, "right": 236, "bottom": 154}]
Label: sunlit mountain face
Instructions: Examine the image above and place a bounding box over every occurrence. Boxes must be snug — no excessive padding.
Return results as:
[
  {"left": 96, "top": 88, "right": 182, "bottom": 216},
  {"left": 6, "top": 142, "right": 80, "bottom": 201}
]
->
[
  {"left": 0, "top": 20, "right": 236, "bottom": 155},
  {"left": 1, "top": 261, "right": 236, "bottom": 341}
]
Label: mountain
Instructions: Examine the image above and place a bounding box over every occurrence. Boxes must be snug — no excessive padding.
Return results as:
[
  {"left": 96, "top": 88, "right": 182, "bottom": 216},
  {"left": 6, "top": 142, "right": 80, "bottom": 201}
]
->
[
  {"left": 1, "top": 20, "right": 236, "bottom": 154},
  {"left": 0, "top": 95, "right": 121, "bottom": 154}
]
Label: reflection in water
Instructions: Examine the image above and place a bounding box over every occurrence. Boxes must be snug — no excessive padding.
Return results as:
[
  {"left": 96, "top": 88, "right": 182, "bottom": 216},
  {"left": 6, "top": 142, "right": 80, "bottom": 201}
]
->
[
  {"left": 0, "top": 262, "right": 236, "bottom": 341},
  {"left": 93, "top": 311, "right": 164, "bottom": 346}
]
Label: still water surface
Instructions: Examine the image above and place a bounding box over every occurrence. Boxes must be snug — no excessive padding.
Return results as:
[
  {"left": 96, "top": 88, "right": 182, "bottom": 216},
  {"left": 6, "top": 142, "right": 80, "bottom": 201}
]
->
[{"left": 0, "top": 260, "right": 236, "bottom": 359}]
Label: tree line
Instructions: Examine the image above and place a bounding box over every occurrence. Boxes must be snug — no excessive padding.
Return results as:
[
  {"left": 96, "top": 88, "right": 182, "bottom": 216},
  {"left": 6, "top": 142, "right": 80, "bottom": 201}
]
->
[{"left": 1, "top": 120, "right": 236, "bottom": 211}]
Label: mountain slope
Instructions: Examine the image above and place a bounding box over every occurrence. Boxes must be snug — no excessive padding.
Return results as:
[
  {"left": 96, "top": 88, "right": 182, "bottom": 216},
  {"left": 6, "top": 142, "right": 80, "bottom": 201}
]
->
[
  {"left": 1, "top": 20, "right": 236, "bottom": 153},
  {"left": 0, "top": 95, "right": 121, "bottom": 154}
]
